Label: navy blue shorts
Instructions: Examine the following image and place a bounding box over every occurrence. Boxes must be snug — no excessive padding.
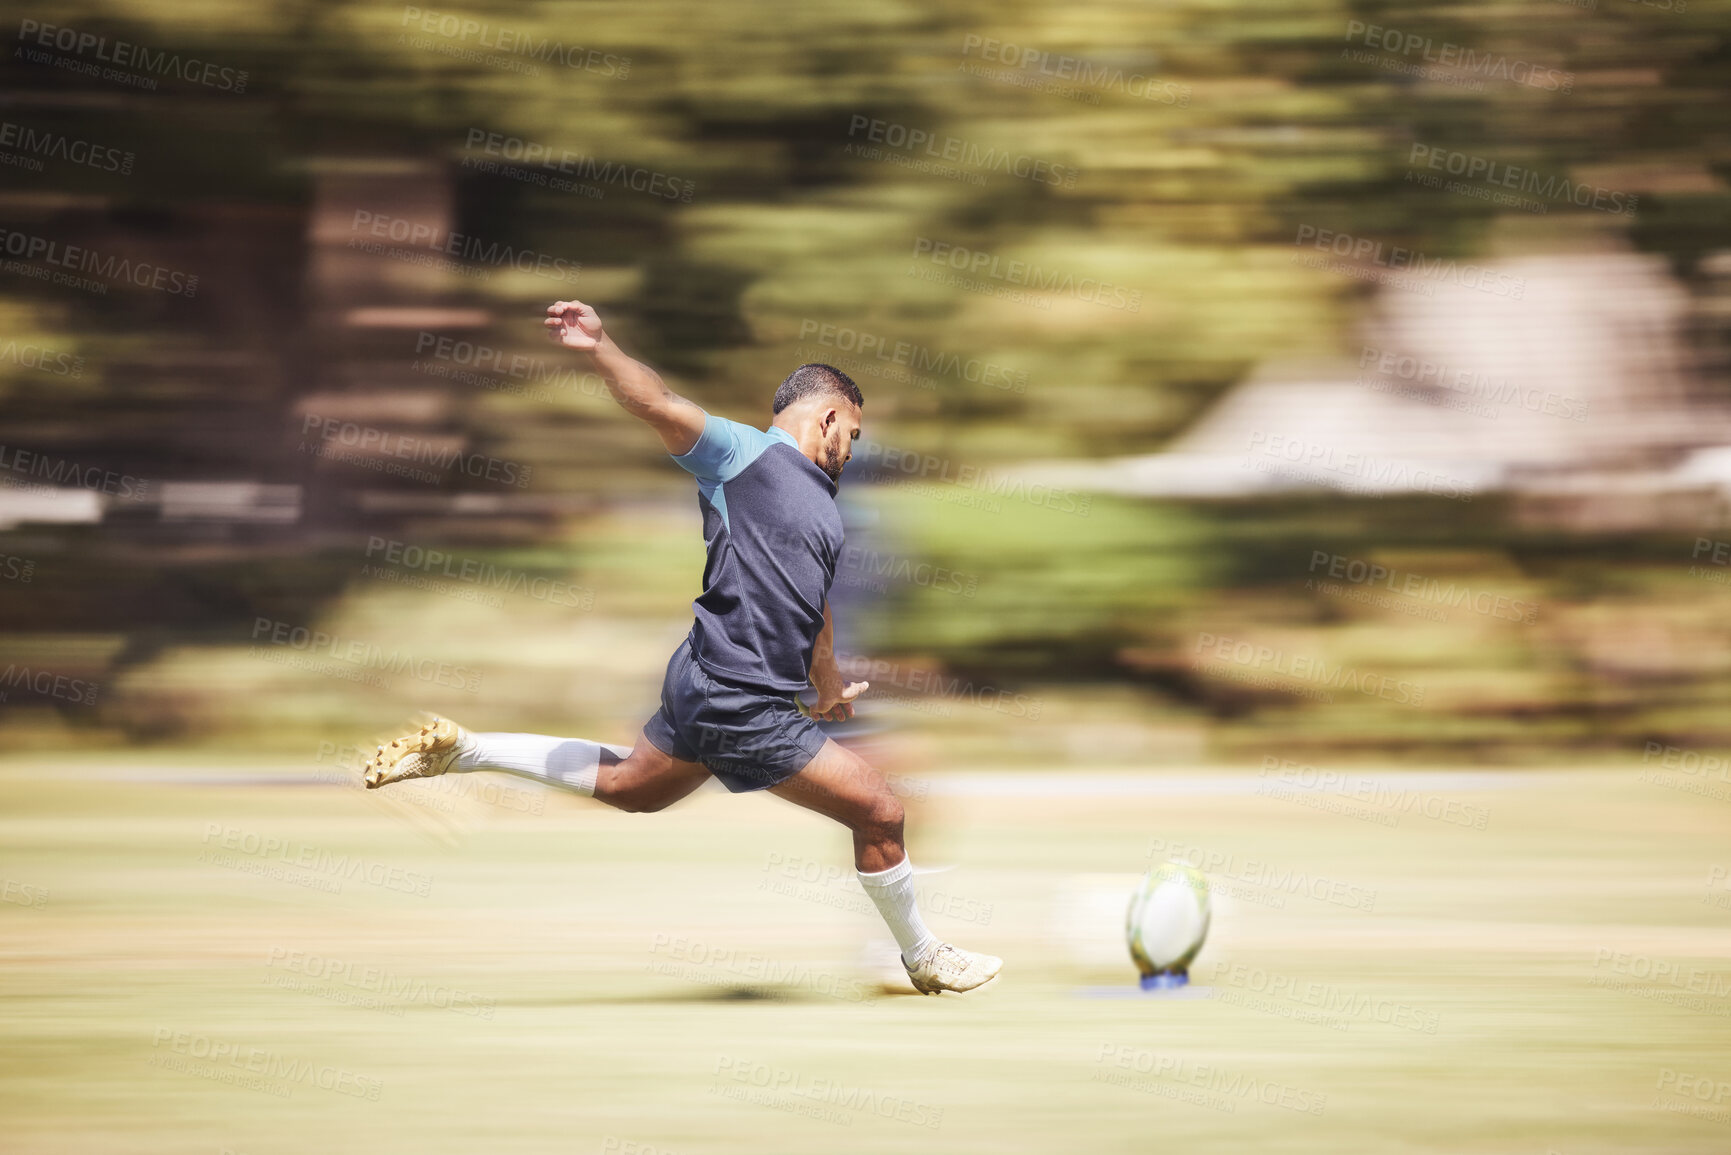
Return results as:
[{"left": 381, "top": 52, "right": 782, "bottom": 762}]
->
[{"left": 642, "top": 637, "right": 828, "bottom": 793}]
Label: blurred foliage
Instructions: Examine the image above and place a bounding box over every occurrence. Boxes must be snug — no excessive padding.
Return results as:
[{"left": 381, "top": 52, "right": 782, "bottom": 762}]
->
[
  {"left": 3, "top": 0, "right": 1730, "bottom": 757},
  {"left": 881, "top": 488, "right": 1731, "bottom": 762}
]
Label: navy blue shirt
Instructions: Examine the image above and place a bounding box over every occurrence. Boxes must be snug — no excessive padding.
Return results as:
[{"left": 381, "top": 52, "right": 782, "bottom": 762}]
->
[{"left": 672, "top": 414, "right": 843, "bottom": 692}]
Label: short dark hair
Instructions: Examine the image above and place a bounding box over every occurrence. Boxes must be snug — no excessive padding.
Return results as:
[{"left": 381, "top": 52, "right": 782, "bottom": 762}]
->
[{"left": 772, "top": 363, "right": 863, "bottom": 415}]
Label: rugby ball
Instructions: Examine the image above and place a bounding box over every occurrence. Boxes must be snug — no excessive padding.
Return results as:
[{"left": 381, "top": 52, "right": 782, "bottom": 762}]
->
[{"left": 1126, "top": 860, "right": 1211, "bottom": 979}]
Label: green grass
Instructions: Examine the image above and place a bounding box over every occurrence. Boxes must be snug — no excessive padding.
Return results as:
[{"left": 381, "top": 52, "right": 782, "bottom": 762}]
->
[{"left": 2, "top": 753, "right": 1729, "bottom": 1153}]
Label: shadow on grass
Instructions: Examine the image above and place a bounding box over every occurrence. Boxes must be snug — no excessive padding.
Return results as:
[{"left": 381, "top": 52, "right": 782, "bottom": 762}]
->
[{"left": 493, "top": 983, "right": 925, "bottom": 1007}]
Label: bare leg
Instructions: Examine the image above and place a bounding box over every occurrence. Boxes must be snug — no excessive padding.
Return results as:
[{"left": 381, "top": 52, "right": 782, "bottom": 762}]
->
[
  {"left": 593, "top": 730, "right": 713, "bottom": 813},
  {"left": 769, "top": 737, "right": 945, "bottom": 966},
  {"left": 767, "top": 738, "right": 905, "bottom": 872},
  {"left": 452, "top": 725, "right": 711, "bottom": 812}
]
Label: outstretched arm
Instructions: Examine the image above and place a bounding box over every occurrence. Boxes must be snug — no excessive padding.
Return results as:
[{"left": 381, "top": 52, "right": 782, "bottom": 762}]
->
[
  {"left": 545, "top": 299, "right": 706, "bottom": 454},
  {"left": 806, "top": 602, "right": 869, "bottom": 722}
]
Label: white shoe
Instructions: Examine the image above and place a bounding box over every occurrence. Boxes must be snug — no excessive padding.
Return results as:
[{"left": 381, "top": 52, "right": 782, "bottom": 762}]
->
[
  {"left": 363, "top": 717, "right": 466, "bottom": 789},
  {"left": 903, "top": 942, "right": 1003, "bottom": 995}
]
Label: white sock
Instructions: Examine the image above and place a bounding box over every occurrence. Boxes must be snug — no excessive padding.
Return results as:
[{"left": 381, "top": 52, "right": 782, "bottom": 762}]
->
[
  {"left": 857, "top": 856, "right": 938, "bottom": 966},
  {"left": 454, "top": 732, "right": 631, "bottom": 797}
]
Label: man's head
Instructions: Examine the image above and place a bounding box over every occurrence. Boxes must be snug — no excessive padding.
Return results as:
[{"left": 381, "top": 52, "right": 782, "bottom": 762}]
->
[{"left": 771, "top": 363, "right": 863, "bottom": 483}]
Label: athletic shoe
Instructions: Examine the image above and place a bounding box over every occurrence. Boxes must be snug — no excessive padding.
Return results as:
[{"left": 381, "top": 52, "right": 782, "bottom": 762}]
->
[
  {"left": 904, "top": 942, "right": 1003, "bottom": 995},
  {"left": 364, "top": 716, "right": 466, "bottom": 789}
]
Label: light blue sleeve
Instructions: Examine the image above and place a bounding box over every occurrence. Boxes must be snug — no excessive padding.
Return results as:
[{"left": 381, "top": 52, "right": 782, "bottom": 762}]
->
[{"left": 671, "top": 414, "right": 777, "bottom": 483}]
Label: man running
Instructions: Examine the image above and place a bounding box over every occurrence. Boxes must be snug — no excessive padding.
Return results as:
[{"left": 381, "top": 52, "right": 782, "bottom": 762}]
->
[{"left": 362, "top": 299, "right": 1002, "bottom": 996}]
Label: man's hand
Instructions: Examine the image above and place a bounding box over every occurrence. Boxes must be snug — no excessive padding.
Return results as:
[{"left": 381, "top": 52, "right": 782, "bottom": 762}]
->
[
  {"left": 801, "top": 601, "right": 865, "bottom": 720},
  {"left": 542, "top": 299, "right": 704, "bottom": 454},
  {"left": 802, "top": 673, "right": 869, "bottom": 723},
  {"left": 545, "top": 299, "right": 604, "bottom": 350}
]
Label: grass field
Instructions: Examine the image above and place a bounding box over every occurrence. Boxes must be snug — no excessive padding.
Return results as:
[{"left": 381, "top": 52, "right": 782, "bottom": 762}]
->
[{"left": 3, "top": 751, "right": 1730, "bottom": 1154}]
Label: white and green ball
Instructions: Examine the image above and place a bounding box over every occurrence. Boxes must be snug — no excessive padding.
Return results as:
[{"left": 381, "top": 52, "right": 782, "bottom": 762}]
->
[{"left": 1126, "top": 861, "right": 1211, "bottom": 977}]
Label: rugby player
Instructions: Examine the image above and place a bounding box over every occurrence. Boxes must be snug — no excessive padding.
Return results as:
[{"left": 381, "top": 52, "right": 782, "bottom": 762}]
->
[{"left": 363, "top": 299, "right": 1001, "bottom": 996}]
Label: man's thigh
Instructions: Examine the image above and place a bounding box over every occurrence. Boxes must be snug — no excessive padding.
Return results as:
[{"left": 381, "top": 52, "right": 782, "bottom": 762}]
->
[
  {"left": 682, "top": 675, "right": 827, "bottom": 794},
  {"left": 595, "top": 729, "right": 713, "bottom": 812},
  {"left": 767, "top": 738, "right": 895, "bottom": 827}
]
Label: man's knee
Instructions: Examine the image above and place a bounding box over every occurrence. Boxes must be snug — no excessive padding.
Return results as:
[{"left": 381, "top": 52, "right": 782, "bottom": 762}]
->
[
  {"left": 862, "top": 789, "right": 904, "bottom": 837},
  {"left": 612, "top": 789, "right": 675, "bottom": 814},
  {"left": 595, "top": 749, "right": 675, "bottom": 813}
]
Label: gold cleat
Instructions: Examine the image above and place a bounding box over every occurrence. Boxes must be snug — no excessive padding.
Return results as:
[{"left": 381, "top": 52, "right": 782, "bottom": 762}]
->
[{"left": 363, "top": 716, "right": 467, "bottom": 789}]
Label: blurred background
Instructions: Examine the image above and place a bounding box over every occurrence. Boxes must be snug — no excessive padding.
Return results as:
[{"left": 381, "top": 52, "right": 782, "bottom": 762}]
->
[
  {"left": 7, "top": 3, "right": 1731, "bottom": 1153},
  {"left": 5, "top": 0, "right": 1731, "bottom": 766},
  {"left": 4, "top": 0, "right": 1731, "bottom": 764}
]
